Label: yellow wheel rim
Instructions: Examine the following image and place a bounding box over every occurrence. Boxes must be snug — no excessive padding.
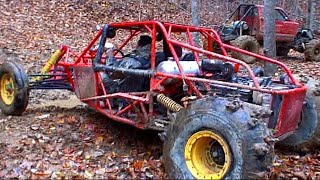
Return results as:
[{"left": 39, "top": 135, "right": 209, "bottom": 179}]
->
[
  {"left": 185, "top": 130, "right": 232, "bottom": 179},
  {"left": 1, "top": 73, "right": 15, "bottom": 105}
]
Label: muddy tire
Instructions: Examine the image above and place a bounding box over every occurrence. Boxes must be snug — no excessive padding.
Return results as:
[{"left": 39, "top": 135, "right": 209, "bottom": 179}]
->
[
  {"left": 278, "top": 78, "right": 320, "bottom": 151},
  {"left": 0, "top": 61, "right": 29, "bottom": 115},
  {"left": 163, "top": 97, "right": 274, "bottom": 179},
  {"left": 230, "top": 35, "right": 259, "bottom": 64},
  {"left": 305, "top": 39, "right": 320, "bottom": 61}
]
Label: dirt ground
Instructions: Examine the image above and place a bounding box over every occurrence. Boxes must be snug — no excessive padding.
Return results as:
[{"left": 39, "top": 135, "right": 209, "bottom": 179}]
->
[
  {"left": 0, "top": 91, "right": 165, "bottom": 179},
  {"left": 0, "top": 58, "right": 320, "bottom": 179}
]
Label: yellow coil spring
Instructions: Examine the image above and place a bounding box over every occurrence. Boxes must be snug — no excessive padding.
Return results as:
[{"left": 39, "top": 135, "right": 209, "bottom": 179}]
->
[
  {"left": 157, "top": 94, "right": 183, "bottom": 112},
  {"left": 32, "top": 49, "right": 63, "bottom": 81},
  {"left": 41, "top": 49, "right": 63, "bottom": 74}
]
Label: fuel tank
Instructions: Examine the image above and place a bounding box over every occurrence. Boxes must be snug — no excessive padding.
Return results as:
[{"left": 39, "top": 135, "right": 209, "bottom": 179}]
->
[{"left": 156, "top": 60, "right": 200, "bottom": 75}]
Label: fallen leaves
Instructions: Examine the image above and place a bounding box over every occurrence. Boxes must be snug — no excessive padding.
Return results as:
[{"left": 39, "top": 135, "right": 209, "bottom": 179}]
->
[
  {"left": 0, "top": 0, "right": 320, "bottom": 179},
  {"left": 0, "top": 106, "right": 165, "bottom": 179},
  {"left": 30, "top": 124, "right": 40, "bottom": 131},
  {"left": 267, "top": 150, "right": 320, "bottom": 179},
  {"left": 36, "top": 114, "right": 50, "bottom": 119},
  {"left": 276, "top": 51, "right": 320, "bottom": 80},
  {"left": 292, "top": 171, "right": 307, "bottom": 180}
]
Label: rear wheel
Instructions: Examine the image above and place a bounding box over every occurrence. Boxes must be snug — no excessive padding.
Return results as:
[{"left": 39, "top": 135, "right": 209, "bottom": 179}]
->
[
  {"left": 163, "top": 97, "right": 274, "bottom": 179},
  {"left": 305, "top": 39, "right": 320, "bottom": 61},
  {"left": 230, "top": 35, "right": 259, "bottom": 64},
  {"left": 278, "top": 78, "right": 320, "bottom": 151},
  {"left": 0, "top": 61, "right": 29, "bottom": 115}
]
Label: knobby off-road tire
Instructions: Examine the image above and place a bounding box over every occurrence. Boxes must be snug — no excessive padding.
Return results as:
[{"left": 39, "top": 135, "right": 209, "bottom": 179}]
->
[
  {"left": 305, "top": 39, "right": 320, "bottom": 61},
  {"left": 230, "top": 35, "right": 259, "bottom": 64},
  {"left": 279, "top": 78, "right": 320, "bottom": 151},
  {"left": 163, "top": 97, "right": 274, "bottom": 179},
  {"left": 0, "top": 61, "right": 29, "bottom": 115}
]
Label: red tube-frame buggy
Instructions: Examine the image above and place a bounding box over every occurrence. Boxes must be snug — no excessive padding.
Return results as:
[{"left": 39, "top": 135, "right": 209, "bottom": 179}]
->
[{"left": 0, "top": 21, "right": 315, "bottom": 179}]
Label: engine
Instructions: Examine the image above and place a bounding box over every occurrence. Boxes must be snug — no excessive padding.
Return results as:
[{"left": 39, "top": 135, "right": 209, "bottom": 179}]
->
[
  {"left": 157, "top": 60, "right": 296, "bottom": 109},
  {"left": 210, "top": 75, "right": 296, "bottom": 108}
]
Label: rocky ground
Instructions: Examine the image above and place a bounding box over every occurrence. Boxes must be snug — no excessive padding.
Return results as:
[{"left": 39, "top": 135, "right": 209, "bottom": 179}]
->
[{"left": 1, "top": 0, "right": 320, "bottom": 179}]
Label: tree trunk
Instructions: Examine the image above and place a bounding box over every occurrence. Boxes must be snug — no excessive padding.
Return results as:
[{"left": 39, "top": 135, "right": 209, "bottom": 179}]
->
[
  {"left": 308, "top": 0, "right": 316, "bottom": 31},
  {"left": 191, "top": 0, "right": 200, "bottom": 46},
  {"left": 293, "top": 0, "right": 300, "bottom": 20},
  {"left": 263, "top": 0, "right": 277, "bottom": 76}
]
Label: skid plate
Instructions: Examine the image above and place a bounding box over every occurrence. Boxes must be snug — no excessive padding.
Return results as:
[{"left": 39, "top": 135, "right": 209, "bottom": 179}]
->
[{"left": 73, "top": 66, "right": 96, "bottom": 99}]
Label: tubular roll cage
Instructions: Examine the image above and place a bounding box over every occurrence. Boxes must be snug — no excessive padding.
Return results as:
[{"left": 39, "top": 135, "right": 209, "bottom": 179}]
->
[
  {"left": 219, "top": 4, "right": 256, "bottom": 36},
  {"left": 32, "top": 21, "right": 306, "bottom": 135}
]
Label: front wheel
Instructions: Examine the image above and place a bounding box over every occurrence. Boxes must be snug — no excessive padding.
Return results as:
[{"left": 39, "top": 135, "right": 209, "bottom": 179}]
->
[
  {"left": 186, "top": 129, "right": 232, "bottom": 179},
  {"left": 0, "top": 61, "right": 29, "bottom": 115},
  {"left": 305, "top": 39, "right": 320, "bottom": 61},
  {"left": 230, "top": 35, "right": 259, "bottom": 64},
  {"left": 163, "top": 98, "right": 274, "bottom": 179}
]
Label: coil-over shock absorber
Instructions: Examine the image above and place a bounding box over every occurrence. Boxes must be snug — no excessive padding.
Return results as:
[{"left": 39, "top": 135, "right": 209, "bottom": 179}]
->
[
  {"left": 157, "top": 94, "right": 183, "bottom": 112},
  {"left": 32, "top": 48, "right": 64, "bottom": 81},
  {"left": 40, "top": 49, "right": 63, "bottom": 74}
]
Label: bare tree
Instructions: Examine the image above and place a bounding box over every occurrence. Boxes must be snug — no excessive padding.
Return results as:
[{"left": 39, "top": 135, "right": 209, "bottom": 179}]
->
[
  {"left": 191, "top": 0, "right": 200, "bottom": 46},
  {"left": 307, "top": 0, "right": 316, "bottom": 31},
  {"left": 263, "top": 0, "right": 277, "bottom": 76}
]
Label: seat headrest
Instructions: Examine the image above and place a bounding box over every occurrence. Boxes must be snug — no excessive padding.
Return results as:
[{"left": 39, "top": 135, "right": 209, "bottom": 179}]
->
[{"left": 163, "top": 41, "right": 182, "bottom": 58}]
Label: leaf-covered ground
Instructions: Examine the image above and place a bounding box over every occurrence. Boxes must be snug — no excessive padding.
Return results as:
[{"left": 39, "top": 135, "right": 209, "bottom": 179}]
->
[
  {"left": 1, "top": 0, "right": 320, "bottom": 179},
  {"left": 0, "top": 98, "right": 165, "bottom": 179}
]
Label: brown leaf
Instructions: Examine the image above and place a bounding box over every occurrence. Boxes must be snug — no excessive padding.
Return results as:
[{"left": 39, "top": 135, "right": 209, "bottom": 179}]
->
[
  {"left": 95, "top": 136, "right": 104, "bottom": 146},
  {"left": 68, "top": 116, "right": 76, "bottom": 124},
  {"left": 63, "top": 147, "right": 74, "bottom": 154},
  {"left": 292, "top": 171, "right": 307, "bottom": 180},
  {"left": 129, "top": 167, "right": 136, "bottom": 179},
  {"left": 133, "top": 160, "right": 143, "bottom": 171},
  {"left": 57, "top": 119, "right": 64, "bottom": 124},
  {"left": 148, "top": 159, "right": 157, "bottom": 169},
  {"left": 33, "top": 170, "right": 51, "bottom": 176}
]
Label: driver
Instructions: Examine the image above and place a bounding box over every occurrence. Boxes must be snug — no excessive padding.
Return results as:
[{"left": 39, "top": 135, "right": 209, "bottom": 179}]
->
[
  {"left": 109, "top": 35, "right": 152, "bottom": 109},
  {"left": 133, "top": 35, "right": 152, "bottom": 57},
  {"left": 121, "top": 35, "right": 152, "bottom": 68}
]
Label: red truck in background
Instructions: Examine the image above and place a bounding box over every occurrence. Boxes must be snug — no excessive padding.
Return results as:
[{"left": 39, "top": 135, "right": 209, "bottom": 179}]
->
[{"left": 209, "top": 4, "right": 320, "bottom": 63}]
